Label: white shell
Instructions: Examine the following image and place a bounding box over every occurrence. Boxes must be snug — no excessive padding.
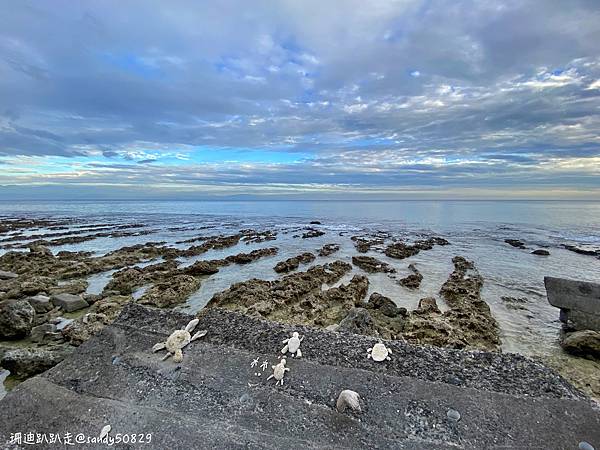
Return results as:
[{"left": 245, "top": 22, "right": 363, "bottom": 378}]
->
[
  {"left": 152, "top": 342, "right": 166, "bottom": 352},
  {"left": 99, "top": 424, "right": 111, "bottom": 440},
  {"left": 287, "top": 335, "right": 301, "bottom": 353},
  {"left": 336, "top": 390, "right": 361, "bottom": 413},
  {"left": 370, "top": 343, "right": 389, "bottom": 362},
  {"left": 185, "top": 318, "right": 199, "bottom": 333},
  {"left": 165, "top": 329, "right": 191, "bottom": 353}
]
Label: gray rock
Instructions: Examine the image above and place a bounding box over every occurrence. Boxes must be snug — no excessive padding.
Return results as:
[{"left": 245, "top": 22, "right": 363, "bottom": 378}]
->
[
  {"left": 31, "top": 323, "right": 59, "bottom": 343},
  {"left": 83, "top": 293, "right": 102, "bottom": 304},
  {"left": 447, "top": 408, "right": 461, "bottom": 422},
  {"left": 505, "top": 239, "right": 526, "bottom": 249},
  {"left": 27, "top": 294, "right": 54, "bottom": 313},
  {"left": 531, "top": 249, "right": 550, "bottom": 256},
  {"left": 367, "top": 292, "right": 403, "bottom": 317},
  {"left": 338, "top": 307, "right": 379, "bottom": 336},
  {"left": 545, "top": 276, "right": 600, "bottom": 331},
  {"left": 0, "top": 270, "right": 18, "bottom": 280},
  {"left": 0, "top": 300, "right": 35, "bottom": 338},
  {"left": 561, "top": 330, "right": 600, "bottom": 359},
  {"left": 51, "top": 293, "right": 89, "bottom": 312},
  {"left": 0, "top": 346, "right": 73, "bottom": 378}
]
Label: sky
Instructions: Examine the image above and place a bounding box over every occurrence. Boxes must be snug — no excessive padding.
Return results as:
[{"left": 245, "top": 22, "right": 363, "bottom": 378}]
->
[{"left": 1, "top": 0, "right": 600, "bottom": 200}]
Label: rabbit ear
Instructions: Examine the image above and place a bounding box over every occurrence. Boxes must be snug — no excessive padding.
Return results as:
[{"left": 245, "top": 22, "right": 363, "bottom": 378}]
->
[
  {"left": 185, "top": 318, "right": 200, "bottom": 332},
  {"left": 152, "top": 342, "right": 166, "bottom": 352},
  {"left": 191, "top": 330, "right": 207, "bottom": 341}
]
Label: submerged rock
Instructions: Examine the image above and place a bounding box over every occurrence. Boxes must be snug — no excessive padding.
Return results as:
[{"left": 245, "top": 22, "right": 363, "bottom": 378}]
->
[
  {"left": 501, "top": 296, "right": 529, "bottom": 311},
  {"left": 184, "top": 260, "right": 221, "bottom": 276},
  {"left": 532, "top": 249, "right": 550, "bottom": 256},
  {"left": 301, "top": 228, "right": 325, "bottom": 239},
  {"left": 398, "top": 264, "right": 423, "bottom": 289},
  {"left": 561, "top": 330, "right": 600, "bottom": 360},
  {"left": 351, "top": 236, "right": 384, "bottom": 253},
  {"left": 274, "top": 252, "right": 315, "bottom": 273},
  {"left": 225, "top": 247, "right": 278, "bottom": 264},
  {"left": 385, "top": 242, "right": 420, "bottom": 259},
  {"left": 385, "top": 237, "right": 449, "bottom": 260},
  {"left": 562, "top": 244, "right": 600, "bottom": 258},
  {"left": 0, "top": 299, "right": 35, "bottom": 338},
  {"left": 505, "top": 239, "right": 526, "bottom": 249},
  {"left": 318, "top": 244, "right": 340, "bottom": 257},
  {"left": 352, "top": 255, "right": 395, "bottom": 273}
]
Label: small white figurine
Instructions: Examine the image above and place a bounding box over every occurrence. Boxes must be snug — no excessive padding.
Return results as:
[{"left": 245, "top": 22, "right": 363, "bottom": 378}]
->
[
  {"left": 152, "top": 318, "right": 207, "bottom": 363},
  {"left": 281, "top": 331, "right": 303, "bottom": 358},
  {"left": 367, "top": 342, "right": 392, "bottom": 362},
  {"left": 267, "top": 358, "right": 290, "bottom": 385}
]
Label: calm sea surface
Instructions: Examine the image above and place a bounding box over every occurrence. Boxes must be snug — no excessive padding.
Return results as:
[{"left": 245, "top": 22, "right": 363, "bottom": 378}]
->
[{"left": 1, "top": 200, "right": 599, "bottom": 396}]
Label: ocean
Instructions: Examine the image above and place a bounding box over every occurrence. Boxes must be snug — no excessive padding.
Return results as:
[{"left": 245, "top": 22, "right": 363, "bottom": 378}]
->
[{"left": 1, "top": 199, "right": 599, "bottom": 396}]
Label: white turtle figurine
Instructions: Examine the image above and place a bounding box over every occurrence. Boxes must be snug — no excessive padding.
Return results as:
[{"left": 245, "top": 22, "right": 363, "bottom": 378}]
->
[
  {"left": 281, "top": 331, "right": 303, "bottom": 358},
  {"left": 267, "top": 358, "right": 290, "bottom": 385},
  {"left": 367, "top": 342, "right": 392, "bottom": 362},
  {"left": 152, "top": 318, "right": 207, "bottom": 363}
]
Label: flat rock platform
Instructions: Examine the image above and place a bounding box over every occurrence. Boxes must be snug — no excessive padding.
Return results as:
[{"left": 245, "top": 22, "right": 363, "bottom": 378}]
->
[{"left": 1, "top": 303, "right": 599, "bottom": 449}]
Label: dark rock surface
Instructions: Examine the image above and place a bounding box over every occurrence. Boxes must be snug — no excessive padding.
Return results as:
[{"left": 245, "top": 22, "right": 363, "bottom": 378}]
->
[
  {"left": 402, "top": 256, "right": 501, "bottom": 351},
  {"left": 352, "top": 255, "right": 396, "bottom": 273},
  {"left": 505, "top": 239, "right": 526, "bottom": 249},
  {"left": 398, "top": 264, "right": 423, "bottom": 289},
  {"left": 562, "top": 244, "right": 600, "bottom": 258},
  {"left": 532, "top": 249, "right": 551, "bottom": 256},
  {"left": 207, "top": 261, "right": 357, "bottom": 326},
  {"left": 317, "top": 243, "right": 340, "bottom": 257},
  {"left": 366, "top": 292, "right": 405, "bottom": 318},
  {"left": 1, "top": 303, "right": 598, "bottom": 450},
  {"left": 351, "top": 235, "right": 385, "bottom": 253},
  {"left": 274, "top": 252, "right": 316, "bottom": 273},
  {"left": 385, "top": 237, "right": 449, "bottom": 260},
  {"left": 301, "top": 228, "right": 325, "bottom": 239},
  {"left": 337, "top": 307, "right": 379, "bottom": 336},
  {"left": 501, "top": 296, "right": 529, "bottom": 311}
]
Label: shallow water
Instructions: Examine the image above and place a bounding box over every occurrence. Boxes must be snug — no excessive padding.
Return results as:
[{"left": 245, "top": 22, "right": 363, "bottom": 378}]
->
[{"left": 1, "top": 200, "right": 599, "bottom": 397}]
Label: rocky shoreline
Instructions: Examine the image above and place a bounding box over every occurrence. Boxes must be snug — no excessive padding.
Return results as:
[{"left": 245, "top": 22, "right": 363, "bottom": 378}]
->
[
  {"left": 0, "top": 215, "right": 598, "bottom": 403},
  {"left": 2, "top": 303, "right": 598, "bottom": 449}
]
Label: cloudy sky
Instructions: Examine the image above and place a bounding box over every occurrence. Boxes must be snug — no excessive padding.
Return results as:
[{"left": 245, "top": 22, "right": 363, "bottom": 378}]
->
[{"left": 1, "top": 0, "right": 600, "bottom": 200}]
